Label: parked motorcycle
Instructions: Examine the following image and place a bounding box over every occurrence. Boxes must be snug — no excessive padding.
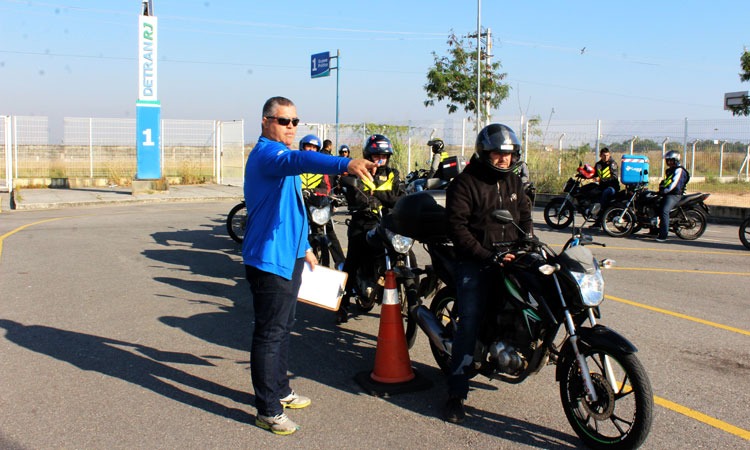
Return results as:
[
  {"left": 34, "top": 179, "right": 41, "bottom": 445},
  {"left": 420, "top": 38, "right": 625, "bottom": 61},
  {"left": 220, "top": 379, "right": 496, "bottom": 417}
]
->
[
  {"left": 339, "top": 177, "right": 420, "bottom": 348},
  {"left": 544, "top": 165, "right": 606, "bottom": 229},
  {"left": 304, "top": 191, "right": 337, "bottom": 267},
  {"left": 601, "top": 183, "right": 710, "bottom": 239},
  {"left": 740, "top": 216, "right": 750, "bottom": 250},
  {"left": 226, "top": 201, "right": 247, "bottom": 243},
  {"left": 387, "top": 190, "right": 654, "bottom": 450},
  {"left": 405, "top": 155, "right": 466, "bottom": 193}
]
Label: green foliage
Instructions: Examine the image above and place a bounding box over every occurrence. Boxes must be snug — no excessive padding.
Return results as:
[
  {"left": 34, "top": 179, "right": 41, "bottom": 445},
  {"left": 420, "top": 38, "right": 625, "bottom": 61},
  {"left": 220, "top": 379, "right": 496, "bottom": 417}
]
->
[
  {"left": 424, "top": 32, "right": 510, "bottom": 121},
  {"left": 729, "top": 49, "right": 750, "bottom": 116}
]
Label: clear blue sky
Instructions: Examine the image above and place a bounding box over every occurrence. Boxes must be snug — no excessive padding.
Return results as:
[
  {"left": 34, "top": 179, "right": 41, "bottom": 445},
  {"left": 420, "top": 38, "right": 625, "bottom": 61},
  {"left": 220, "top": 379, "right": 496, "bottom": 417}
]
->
[{"left": 1, "top": 0, "right": 748, "bottom": 130}]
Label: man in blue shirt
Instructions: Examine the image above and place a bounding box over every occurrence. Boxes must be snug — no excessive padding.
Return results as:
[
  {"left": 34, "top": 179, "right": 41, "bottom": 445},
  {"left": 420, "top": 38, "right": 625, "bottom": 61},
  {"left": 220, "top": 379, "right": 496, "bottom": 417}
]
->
[{"left": 243, "top": 96, "right": 375, "bottom": 435}]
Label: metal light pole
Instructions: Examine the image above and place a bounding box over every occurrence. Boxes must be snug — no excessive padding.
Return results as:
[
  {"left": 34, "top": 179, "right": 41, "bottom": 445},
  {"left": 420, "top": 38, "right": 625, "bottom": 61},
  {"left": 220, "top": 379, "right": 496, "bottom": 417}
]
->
[{"left": 476, "top": 0, "right": 481, "bottom": 129}]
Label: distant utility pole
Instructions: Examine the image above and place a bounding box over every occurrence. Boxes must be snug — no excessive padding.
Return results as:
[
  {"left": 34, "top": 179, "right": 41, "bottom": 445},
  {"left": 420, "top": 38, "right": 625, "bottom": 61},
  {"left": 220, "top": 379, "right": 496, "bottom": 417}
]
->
[{"left": 467, "top": 27, "right": 492, "bottom": 127}]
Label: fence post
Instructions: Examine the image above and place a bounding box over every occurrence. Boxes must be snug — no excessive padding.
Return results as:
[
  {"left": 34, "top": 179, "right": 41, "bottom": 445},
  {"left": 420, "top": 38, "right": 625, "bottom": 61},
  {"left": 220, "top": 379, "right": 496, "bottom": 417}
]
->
[
  {"left": 557, "top": 133, "right": 566, "bottom": 176},
  {"left": 595, "top": 119, "right": 601, "bottom": 160},
  {"left": 682, "top": 117, "right": 688, "bottom": 164},
  {"left": 629, "top": 136, "right": 638, "bottom": 155},
  {"left": 461, "top": 117, "right": 466, "bottom": 156},
  {"left": 3, "top": 116, "right": 12, "bottom": 192},
  {"left": 719, "top": 141, "right": 727, "bottom": 178},
  {"left": 89, "top": 117, "right": 94, "bottom": 178}
]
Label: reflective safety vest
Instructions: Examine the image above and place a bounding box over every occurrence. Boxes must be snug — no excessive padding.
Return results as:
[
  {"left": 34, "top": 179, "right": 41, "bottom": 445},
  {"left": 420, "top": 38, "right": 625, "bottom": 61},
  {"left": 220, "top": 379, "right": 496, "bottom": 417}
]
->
[
  {"left": 361, "top": 171, "right": 396, "bottom": 214},
  {"left": 301, "top": 173, "right": 326, "bottom": 191}
]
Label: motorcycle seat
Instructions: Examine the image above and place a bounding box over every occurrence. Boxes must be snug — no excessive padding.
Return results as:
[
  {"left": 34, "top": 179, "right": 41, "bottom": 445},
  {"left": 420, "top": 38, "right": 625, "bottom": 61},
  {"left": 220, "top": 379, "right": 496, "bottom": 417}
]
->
[{"left": 678, "top": 193, "right": 705, "bottom": 205}]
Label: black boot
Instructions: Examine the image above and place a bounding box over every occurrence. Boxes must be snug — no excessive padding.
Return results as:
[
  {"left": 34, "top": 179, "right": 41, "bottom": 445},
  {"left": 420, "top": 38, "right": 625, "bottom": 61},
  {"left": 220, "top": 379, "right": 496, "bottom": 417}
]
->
[{"left": 444, "top": 397, "right": 466, "bottom": 424}]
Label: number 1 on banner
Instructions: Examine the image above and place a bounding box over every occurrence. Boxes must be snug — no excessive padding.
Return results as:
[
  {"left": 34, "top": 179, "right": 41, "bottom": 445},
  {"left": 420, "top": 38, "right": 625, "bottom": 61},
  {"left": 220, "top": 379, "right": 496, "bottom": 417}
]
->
[{"left": 142, "top": 129, "right": 155, "bottom": 147}]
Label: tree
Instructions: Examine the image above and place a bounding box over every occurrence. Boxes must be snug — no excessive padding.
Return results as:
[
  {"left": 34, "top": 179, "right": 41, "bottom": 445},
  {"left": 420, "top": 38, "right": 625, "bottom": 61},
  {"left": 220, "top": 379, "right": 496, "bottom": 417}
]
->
[
  {"left": 728, "top": 49, "right": 750, "bottom": 116},
  {"left": 424, "top": 32, "right": 510, "bottom": 124}
]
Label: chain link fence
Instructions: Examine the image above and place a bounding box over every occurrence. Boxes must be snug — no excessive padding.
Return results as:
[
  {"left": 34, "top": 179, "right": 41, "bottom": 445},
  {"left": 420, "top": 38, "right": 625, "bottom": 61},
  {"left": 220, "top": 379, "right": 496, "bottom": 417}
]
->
[{"left": 2, "top": 115, "right": 749, "bottom": 202}]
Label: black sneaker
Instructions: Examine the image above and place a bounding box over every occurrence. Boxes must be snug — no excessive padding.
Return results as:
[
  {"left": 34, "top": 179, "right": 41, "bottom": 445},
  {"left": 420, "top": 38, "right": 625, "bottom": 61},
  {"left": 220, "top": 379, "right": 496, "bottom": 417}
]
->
[
  {"left": 335, "top": 307, "right": 349, "bottom": 324},
  {"left": 444, "top": 397, "right": 465, "bottom": 424}
]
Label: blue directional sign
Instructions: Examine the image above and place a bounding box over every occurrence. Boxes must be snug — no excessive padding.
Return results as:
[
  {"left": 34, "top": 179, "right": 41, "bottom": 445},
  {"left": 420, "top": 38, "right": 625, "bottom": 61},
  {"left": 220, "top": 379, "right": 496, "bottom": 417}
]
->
[
  {"left": 311, "top": 51, "right": 330, "bottom": 78},
  {"left": 136, "top": 103, "right": 162, "bottom": 180}
]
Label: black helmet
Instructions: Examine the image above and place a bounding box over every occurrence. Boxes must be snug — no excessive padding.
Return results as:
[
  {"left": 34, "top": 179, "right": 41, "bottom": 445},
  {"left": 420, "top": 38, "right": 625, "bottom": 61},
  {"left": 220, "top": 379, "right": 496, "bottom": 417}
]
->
[
  {"left": 298, "top": 134, "right": 321, "bottom": 151},
  {"left": 665, "top": 150, "right": 681, "bottom": 165},
  {"left": 427, "top": 138, "right": 444, "bottom": 154},
  {"left": 363, "top": 134, "right": 394, "bottom": 160},
  {"left": 338, "top": 144, "right": 350, "bottom": 156},
  {"left": 474, "top": 123, "right": 522, "bottom": 173}
]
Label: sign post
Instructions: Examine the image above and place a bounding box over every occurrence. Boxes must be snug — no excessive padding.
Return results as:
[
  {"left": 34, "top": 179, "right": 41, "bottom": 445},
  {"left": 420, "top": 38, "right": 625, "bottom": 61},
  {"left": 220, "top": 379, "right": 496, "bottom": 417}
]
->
[
  {"left": 311, "top": 50, "right": 340, "bottom": 147},
  {"left": 136, "top": 0, "right": 162, "bottom": 181}
]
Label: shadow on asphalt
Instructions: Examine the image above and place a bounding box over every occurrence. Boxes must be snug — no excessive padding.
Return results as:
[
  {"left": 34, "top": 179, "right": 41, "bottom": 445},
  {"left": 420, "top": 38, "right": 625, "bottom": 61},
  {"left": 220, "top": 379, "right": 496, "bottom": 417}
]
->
[{"left": 0, "top": 318, "right": 255, "bottom": 424}]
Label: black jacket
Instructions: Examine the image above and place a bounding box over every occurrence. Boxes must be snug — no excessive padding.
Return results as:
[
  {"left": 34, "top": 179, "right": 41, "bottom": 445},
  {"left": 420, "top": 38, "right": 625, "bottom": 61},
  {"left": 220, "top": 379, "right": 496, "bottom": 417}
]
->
[{"left": 446, "top": 159, "right": 533, "bottom": 261}]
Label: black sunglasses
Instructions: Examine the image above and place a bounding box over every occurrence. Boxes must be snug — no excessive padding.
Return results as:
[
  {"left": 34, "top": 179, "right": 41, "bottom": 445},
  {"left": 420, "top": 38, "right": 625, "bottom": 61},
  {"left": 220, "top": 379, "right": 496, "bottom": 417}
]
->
[{"left": 266, "top": 116, "right": 300, "bottom": 127}]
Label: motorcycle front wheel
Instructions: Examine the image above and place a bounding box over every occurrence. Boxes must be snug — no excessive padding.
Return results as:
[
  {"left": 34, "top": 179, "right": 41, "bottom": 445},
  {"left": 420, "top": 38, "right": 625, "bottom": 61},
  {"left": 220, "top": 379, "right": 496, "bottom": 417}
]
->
[
  {"left": 544, "top": 198, "right": 575, "bottom": 229},
  {"left": 740, "top": 217, "right": 750, "bottom": 250},
  {"left": 674, "top": 209, "right": 707, "bottom": 240},
  {"left": 427, "top": 287, "right": 478, "bottom": 379},
  {"left": 226, "top": 202, "right": 247, "bottom": 243},
  {"left": 559, "top": 347, "right": 653, "bottom": 450},
  {"left": 601, "top": 206, "right": 635, "bottom": 238},
  {"left": 310, "top": 238, "right": 331, "bottom": 268}
]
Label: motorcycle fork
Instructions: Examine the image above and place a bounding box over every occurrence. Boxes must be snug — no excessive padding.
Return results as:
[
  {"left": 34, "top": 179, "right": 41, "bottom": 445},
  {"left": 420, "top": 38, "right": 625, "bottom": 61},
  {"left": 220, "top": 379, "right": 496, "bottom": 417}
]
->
[{"left": 551, "top": 271, "right": 599, "bottom": 403}]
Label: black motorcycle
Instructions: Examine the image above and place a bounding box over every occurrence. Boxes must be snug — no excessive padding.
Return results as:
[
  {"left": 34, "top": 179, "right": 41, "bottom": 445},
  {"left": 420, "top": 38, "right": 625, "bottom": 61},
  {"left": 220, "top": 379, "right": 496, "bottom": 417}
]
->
[
  {"left": 740, "top": 216, "right": 750, "bottom": 250},
  {"left": 601, "top": 183, "right": 710, "bottom": 240},
  {"left": 544, "top": 166, "right": 607, "bottom": 229},
  {"left": 405, "top": 155, "right": 466, "bottom": 193},
  {"left": 304, "top": 191, "right": 338, "bottom": 267},
  {"left": 226, "top": 201, "right": 247, "bottom": 243},
  {"left": 388, "top": 190, "right": 654, "bottom": 450},
  {"left": 339, "top": 177, "right": 420, "bottom": 348}
]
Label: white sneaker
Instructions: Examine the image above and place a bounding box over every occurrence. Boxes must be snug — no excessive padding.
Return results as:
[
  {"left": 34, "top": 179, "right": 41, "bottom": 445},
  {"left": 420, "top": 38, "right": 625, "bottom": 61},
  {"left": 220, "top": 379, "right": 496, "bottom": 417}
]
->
[
  {"left": 255, "top": 413, "right": 300, "bottom": 435},
  {"left": 280, "top": 390, "right": 311, "bottom": 409}
]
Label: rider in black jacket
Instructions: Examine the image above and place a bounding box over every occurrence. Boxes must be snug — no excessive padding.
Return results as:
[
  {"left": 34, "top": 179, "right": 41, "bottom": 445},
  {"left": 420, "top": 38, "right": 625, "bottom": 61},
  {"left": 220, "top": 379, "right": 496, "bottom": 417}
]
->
[
  {"left": 336, "top": 134, "right": 404, "bottom": 323},
  {"left": 443, "top": 123, "right": 532, "bottom": 423}
]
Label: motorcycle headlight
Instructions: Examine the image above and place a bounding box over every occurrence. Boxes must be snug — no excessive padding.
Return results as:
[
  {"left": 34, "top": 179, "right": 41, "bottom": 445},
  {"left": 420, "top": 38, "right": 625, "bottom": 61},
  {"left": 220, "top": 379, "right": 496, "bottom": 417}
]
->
[
  {"left": 386, "top": 229, "right": 414, "bottom": 254},
  {"left": 571, "top": 267, "right": 605, "bottom": 307},
  {"left": 309, "top": 206, "right": 331, "bottom": 225}
]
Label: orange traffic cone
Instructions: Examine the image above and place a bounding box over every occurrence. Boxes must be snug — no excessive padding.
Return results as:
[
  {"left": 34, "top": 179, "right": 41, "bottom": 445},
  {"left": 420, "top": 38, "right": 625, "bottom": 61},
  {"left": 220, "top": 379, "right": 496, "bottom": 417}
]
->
[{"left": 355, "top": 270, "right": 432, "bottom": 396}]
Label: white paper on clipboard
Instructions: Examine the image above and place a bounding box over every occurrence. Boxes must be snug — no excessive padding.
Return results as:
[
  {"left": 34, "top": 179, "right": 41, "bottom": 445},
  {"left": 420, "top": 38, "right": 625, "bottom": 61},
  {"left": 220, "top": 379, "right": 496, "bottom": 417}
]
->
[{"left": 297, "top": 263, "right": 348, "bottom": 311}]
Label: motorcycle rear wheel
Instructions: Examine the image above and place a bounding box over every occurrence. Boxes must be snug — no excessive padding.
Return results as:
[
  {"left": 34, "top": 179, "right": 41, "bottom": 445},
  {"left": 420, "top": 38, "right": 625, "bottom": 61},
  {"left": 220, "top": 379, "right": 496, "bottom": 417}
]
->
[
  {"left": 226, "top": 202, "right": 247, "bottom": 244},
  {"left": 740, "top": 217, "right": 750, "bottom": 250},
  {"left": 601, "top": 206, "right": 635, "bottom": 238},
  {"left": 544, "top": 198, "right": 575, "bottom": 229},
  {"left": 428, "top": 287, "right": 478, "bottom": 379},
  {"left": 674, "top": 209, "right": 707, "bottom": 240},
  {"left": 559, "top": 346, "right": 653, "bottom": 450}
]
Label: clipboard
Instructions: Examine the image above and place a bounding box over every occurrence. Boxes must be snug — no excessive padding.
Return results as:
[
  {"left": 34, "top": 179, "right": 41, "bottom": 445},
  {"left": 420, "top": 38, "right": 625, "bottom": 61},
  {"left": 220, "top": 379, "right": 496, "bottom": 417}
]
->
[{"left": 297, "top": 263, "right": 348, "bottom": 311}]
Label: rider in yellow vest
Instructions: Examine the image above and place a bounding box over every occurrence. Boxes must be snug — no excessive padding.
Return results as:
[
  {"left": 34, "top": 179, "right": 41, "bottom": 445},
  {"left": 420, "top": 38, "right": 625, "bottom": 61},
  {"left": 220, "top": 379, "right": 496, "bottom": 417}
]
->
[
  {"left": 298, "top": 134, "right": 345, "bottom": 267},
  {"left": 336, "top": 134, "right": 405, "bottom": 323}
]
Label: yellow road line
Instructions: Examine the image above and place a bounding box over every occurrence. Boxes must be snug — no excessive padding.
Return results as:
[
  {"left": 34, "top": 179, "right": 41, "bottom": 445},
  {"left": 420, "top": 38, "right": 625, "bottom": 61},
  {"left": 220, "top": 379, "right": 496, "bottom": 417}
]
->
[
  {"left": 611, "top": 267, "right": 750, "bottom": 276},
  {"left": 654, "top": 395, "right": 750, "bottom": 441},
  {"left": 606, "top": 294, "right": 750, "bottom": 336},
  {"left": 601, "top": 245, "right": 749, "bottom": 256},
  {"left": 0, "top": 218, "right": 66, "bottom": 261}
]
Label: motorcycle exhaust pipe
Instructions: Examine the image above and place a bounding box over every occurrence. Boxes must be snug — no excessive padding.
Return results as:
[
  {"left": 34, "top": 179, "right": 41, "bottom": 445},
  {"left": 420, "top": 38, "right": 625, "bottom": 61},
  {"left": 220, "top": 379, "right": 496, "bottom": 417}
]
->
[{"left": 413, "top": 305, "right": 450, "bottom": 354}]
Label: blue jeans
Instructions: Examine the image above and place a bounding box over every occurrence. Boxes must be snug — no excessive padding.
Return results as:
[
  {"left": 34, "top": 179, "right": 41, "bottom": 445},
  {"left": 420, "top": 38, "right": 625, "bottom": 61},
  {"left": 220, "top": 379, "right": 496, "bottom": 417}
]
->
[
  {"left": 659, "top": 194, "right": 681, "bottom": 239},
  {"left": 600, "top": 186, "right": 616, "bottom": 210},
  {"left": 245, "top": 258, "right": 303, "bottom": 417},
  {"left": 447, "top": 259, "right": 494, "bottom": 399}
]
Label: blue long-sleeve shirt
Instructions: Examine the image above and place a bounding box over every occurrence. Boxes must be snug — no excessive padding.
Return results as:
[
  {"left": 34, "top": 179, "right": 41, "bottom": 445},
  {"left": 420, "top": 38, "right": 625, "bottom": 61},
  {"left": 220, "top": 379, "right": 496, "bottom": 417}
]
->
[{"left": 242, "top": 136, "right": 350, "bottom": 280}]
